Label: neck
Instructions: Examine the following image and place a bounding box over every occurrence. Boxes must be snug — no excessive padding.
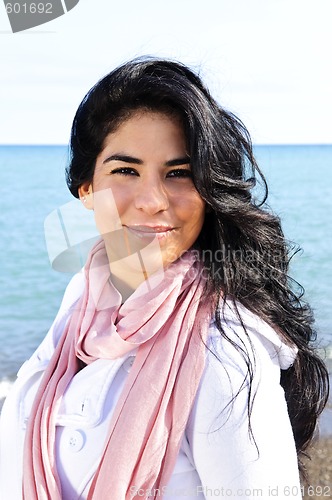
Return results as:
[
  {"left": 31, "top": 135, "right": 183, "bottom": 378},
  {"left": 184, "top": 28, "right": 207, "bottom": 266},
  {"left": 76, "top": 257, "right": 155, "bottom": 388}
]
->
[
  {"left": 109, "top": 261, "right": 147, "bottom": 302},
  {"left": 104, "top": 245, "right": 164, "bottom": 303}
]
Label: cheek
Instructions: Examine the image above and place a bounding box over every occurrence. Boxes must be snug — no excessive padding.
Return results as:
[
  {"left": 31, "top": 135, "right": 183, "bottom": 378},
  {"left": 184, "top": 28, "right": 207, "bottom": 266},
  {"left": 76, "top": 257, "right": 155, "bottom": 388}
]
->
[
  {"left": 178, "top": 194, "right": 205, "bottom": 223},
  {"left": 92, "top": 188, "right": 124, "bottom": 235},
  {"left": 176, "top": 195, "right": 206, "bottom": 240}
]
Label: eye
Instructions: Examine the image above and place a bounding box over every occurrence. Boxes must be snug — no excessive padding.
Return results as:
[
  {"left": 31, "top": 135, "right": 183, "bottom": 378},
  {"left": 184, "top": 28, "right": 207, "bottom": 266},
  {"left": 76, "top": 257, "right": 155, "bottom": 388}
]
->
[
  {"left": 109, "top": 167, "right": 139, "bottom": 176},
  {"left": 167, "top": 169, "right": 193, "bottom": 179}
]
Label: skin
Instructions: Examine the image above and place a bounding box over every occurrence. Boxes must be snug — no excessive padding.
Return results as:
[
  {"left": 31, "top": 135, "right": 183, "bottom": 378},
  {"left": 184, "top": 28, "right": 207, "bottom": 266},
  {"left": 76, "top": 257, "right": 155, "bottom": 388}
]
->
[{"left": 79, "top": 110, "right": 206, "bottom": 301}]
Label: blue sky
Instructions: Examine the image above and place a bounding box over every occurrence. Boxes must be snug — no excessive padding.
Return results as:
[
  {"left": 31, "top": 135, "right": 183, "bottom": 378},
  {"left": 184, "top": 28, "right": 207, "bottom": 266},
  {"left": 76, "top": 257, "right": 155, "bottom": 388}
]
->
[{"left": 0, "top": 0, "right": 331, "bottom": 145}]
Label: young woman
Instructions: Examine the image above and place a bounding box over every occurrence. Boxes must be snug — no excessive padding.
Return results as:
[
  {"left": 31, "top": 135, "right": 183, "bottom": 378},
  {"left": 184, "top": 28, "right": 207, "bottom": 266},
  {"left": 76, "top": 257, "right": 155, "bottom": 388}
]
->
[{"left": 0, "top": 58, "right": 329, "bottom": 499}]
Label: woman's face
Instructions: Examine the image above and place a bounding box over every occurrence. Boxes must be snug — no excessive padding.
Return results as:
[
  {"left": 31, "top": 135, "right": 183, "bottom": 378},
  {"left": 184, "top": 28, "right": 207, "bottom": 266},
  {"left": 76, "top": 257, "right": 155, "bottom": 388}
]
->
[{"left": 80, "top": 111, "right": 205, "bottom": 270}]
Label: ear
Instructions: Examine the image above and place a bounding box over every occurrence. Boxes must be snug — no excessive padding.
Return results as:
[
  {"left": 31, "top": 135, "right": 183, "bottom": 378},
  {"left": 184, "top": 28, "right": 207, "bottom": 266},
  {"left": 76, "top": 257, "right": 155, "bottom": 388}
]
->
[{"left": 78, "top": 182, "right": 94, "bottom": 210}]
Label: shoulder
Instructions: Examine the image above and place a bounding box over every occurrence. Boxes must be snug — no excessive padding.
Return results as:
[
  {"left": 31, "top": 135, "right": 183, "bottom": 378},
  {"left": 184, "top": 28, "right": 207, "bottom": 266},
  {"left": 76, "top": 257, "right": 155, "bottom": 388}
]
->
[
  {"left": 57, "top": 271, "right": 86, "bottom": 314},
  {"left": 17, "top": 271, "right": 85, "bottom": 378},
  {"left": 189, "top": 297, "right": 298, "bottom": 439},
  {"left": 196, "top": 299, "right": 298, "bottom": 410},
  {"left": 40, "top": 270, "right": 85, "bottom": 346},
  {"left": 206, "top": 299, "right": 298, "bottom": 372}
]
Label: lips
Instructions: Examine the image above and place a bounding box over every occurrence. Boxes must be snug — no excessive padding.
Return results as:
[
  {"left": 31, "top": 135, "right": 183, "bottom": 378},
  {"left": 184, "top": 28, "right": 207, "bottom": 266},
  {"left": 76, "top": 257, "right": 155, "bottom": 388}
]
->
[{"left": 124, "top": 225, "right": 175, "bottom": 240}]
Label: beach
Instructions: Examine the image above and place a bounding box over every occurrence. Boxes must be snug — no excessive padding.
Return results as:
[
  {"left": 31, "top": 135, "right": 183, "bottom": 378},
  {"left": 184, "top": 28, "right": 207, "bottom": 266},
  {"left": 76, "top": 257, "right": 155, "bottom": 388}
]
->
[{"left": 303, "top": 437, "right": 332, "bottom": 499}]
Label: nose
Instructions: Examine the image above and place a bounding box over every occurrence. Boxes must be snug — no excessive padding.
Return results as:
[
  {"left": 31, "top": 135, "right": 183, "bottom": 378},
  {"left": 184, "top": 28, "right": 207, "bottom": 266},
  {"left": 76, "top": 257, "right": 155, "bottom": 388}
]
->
[{"left": 134, "top": 178, "right": 169, "bottom": 214}]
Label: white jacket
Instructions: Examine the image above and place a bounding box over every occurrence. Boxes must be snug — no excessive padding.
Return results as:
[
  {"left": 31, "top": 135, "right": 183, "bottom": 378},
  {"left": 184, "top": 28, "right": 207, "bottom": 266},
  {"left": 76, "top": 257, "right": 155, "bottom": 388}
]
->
[{"left": 0, "top": 273, "right": 302, "bottom": 499}]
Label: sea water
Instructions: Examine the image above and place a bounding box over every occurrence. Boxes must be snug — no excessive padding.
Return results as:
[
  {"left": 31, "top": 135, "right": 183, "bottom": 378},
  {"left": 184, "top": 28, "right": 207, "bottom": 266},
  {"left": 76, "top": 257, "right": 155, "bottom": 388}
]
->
[{"left": 0, "top": 145, "right": 331, "bottom": 427}]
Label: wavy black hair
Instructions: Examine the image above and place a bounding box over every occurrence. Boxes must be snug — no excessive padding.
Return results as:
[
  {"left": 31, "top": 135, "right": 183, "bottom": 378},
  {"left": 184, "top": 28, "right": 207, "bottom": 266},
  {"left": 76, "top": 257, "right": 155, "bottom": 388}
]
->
[{"left": 66, "top": 57, "right": 329, "bottom": 477}]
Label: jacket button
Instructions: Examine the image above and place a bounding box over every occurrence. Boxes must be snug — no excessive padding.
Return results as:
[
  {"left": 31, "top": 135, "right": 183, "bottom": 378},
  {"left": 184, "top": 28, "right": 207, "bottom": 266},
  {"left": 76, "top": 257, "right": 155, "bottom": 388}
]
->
[
  {"left": 67, "top": 430, "right": 85, "bottom": 452},
  {"left": 122, "top": 356, "right": 135, "bottom": 373}
]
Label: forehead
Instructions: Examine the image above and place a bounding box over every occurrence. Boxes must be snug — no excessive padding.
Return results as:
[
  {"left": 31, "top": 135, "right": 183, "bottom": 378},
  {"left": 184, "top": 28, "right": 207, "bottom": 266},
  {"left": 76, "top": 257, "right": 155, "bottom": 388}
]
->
[
  {"left": 101, "top": 110, "right": 186, "bottom": 149},
  {"left": 114, "top": 108, "right": 183, "bottom": 131}
]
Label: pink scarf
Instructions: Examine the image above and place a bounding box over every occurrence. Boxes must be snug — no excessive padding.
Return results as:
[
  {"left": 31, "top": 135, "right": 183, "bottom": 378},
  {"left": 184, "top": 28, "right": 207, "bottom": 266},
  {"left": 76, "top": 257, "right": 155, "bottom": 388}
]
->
[{"left": 23, "top": 240, "right": 212, "bottom": 499}]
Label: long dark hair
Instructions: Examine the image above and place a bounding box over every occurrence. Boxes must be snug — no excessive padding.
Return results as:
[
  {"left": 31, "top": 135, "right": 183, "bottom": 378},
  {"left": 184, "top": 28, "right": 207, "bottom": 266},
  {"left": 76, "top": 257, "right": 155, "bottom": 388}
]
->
[{"left": 66, "top": 57, "right": 329, "bottom": 475}]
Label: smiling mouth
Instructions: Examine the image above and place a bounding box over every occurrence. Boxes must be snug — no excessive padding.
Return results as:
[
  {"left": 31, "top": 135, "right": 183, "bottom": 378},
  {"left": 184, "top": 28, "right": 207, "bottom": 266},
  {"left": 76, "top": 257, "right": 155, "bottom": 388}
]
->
[{"left": 124, "top": 225, "right": 175, "bottom": 240}]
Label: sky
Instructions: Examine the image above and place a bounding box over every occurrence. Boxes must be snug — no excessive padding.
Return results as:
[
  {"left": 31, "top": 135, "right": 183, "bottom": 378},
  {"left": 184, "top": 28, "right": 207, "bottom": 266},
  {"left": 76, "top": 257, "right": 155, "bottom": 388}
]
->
[{"left": 0, "top": 0, "right": 331, "bottom": 145}]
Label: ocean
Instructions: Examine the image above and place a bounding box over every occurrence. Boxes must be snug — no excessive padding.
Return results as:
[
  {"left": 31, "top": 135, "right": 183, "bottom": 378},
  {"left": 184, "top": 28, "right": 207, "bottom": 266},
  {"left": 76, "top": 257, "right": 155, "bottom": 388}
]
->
[{"left": 0, "top": 145, "right": 331, "bottom": 430}]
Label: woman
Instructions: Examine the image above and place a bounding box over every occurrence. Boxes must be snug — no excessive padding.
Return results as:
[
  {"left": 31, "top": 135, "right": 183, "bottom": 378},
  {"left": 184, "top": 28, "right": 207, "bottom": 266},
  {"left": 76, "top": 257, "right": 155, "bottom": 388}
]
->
[{"left": 0, "top": 58, "right": 329, "bottom": 499}]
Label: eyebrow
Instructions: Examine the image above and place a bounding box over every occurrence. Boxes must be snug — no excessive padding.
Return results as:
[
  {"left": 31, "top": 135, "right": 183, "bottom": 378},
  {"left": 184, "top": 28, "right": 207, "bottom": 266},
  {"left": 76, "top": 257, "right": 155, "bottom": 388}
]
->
[{"left": 103, "top": 154, "right": 190, "bottom": 167}]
